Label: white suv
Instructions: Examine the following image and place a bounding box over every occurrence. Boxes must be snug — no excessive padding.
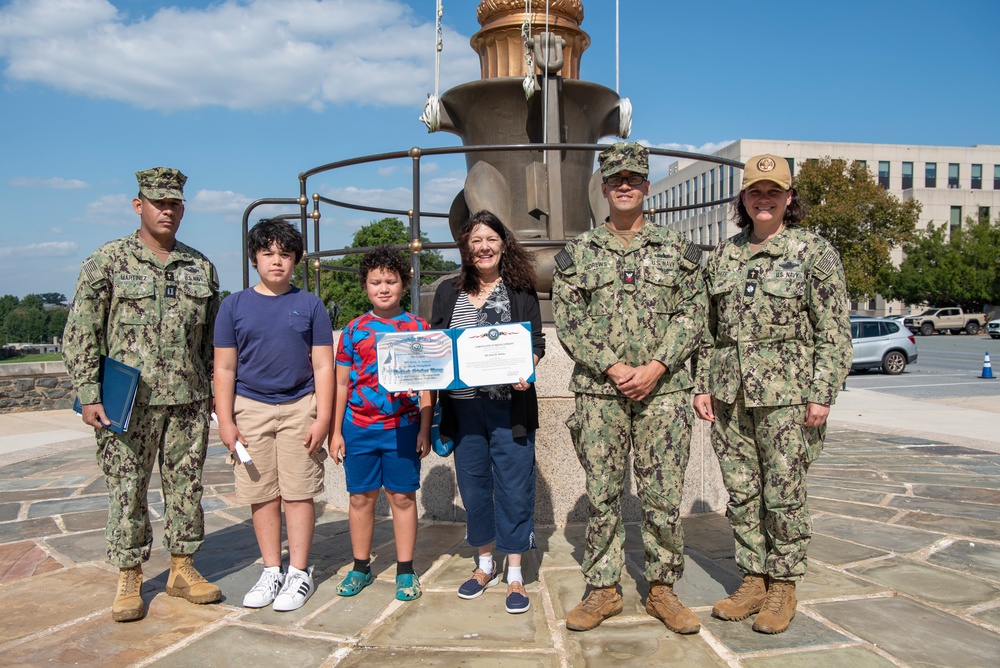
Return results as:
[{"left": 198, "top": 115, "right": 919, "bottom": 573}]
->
[
  {"left": 851, "top": 318, "right": 918, "bottom": 375},
  {"left": 988, "top": 319, "right": 1000, "bottom": 339}
]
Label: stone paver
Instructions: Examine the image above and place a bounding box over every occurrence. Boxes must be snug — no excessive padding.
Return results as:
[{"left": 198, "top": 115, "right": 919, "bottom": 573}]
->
[
  {"left": 0, "top": 423, "right": 998, "bottom": 666},
  {"left": 814, "top": 597, "right": 1000, "bottom": 667}
]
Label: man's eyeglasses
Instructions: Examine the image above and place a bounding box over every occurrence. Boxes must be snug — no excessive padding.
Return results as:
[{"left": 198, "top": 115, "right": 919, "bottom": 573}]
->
[{"left": 604, "top": 174, "right": 646, "bottom": 187}]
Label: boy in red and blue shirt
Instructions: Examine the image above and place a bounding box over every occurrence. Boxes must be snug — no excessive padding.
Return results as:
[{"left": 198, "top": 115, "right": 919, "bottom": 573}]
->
[{"left": 332, "top": 246, "right": 433, "bottom": 601}]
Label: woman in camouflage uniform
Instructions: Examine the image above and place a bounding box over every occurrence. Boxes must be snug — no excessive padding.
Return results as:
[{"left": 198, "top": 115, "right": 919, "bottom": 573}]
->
[{"left": 693, "top": 155, "right": 852, "bottom": 634}]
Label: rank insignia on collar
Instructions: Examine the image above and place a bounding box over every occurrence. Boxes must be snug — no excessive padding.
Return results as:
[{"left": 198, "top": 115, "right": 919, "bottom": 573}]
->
[
  {"left": 744, "top": 266, "right": 759, "bottom": 298},
  {"left": 624, "top": 270, "right": 635, "bottom": 284}
]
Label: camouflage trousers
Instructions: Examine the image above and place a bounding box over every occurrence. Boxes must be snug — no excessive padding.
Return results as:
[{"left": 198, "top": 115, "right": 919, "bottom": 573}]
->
[
  {"left": 567, "top": 391, "right": 692, "bottom": 587},
  {"left": 95, "top": 399, "right": 210, "bottom": 568},
  {"left": 711, "top": 391, "right": 825, "bottom": 581}
]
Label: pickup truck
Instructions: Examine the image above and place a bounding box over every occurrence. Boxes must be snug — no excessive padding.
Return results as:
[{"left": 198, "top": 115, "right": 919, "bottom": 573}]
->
[{"left": 903, "top": 307, "right": 981, "bottom": 336}]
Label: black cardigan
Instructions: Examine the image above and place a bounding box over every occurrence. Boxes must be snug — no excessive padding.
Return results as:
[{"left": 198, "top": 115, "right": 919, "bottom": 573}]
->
[{"left": 430, "top": 278, "right": 545, "bottom": 440}]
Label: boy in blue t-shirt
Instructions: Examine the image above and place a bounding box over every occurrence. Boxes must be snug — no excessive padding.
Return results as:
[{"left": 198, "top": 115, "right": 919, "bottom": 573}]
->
[
  {"left": 332, "top": 245, "right": 433, "bottom": 601},
  {"left": 214, "top": 219, "right": 334, "bottom": 612}
]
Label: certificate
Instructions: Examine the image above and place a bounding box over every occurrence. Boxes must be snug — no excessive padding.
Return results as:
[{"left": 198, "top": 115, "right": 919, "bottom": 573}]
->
[
  {"left": 376, "top": 323, "right": 536, "bottom": 392},
  {"left": 454, "top": 322, "right": 535, "bottom": 389},
  {"left": 376, "top": 330, "right": 455, "bottom": 392}
]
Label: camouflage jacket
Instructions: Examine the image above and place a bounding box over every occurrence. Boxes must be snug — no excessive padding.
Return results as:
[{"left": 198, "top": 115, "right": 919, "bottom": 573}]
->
[
  {"left": 552, "top": 221, "right": 706, "bottom": 396},
  {"left": 63, "top": 232, "right": 220, "bottom": 406},
  {"left": 694, "top": 226, "right": 852, "bottom": 407}
]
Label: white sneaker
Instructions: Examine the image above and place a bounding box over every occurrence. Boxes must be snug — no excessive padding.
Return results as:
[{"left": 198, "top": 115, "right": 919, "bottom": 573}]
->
[
  {"left": 243, "top": 568, "right": 284, "bottom": 608},
  {"left": 273, "top": 566, "right": 314, "bottom": 612}
]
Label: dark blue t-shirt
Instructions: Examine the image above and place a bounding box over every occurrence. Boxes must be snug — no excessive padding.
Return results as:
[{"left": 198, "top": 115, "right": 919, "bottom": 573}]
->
[{"left": 214, "top": 286, "right": 334, "bottom": 403}]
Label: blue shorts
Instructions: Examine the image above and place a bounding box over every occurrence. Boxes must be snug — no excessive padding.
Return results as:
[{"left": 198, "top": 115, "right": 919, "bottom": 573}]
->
[{"left": 342, "top": 420, "right": 422, "bottom": 494}]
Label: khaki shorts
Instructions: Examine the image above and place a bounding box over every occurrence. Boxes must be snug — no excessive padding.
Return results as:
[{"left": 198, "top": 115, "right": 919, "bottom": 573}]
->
[{"left": 232, "top": 393, "right": 327, "bottom": 504}]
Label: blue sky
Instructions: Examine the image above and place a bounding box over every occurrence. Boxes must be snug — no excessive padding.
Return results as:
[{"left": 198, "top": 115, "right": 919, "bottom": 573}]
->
[{"left": 1, "top": 0, "right": 998, "bottom": 299}]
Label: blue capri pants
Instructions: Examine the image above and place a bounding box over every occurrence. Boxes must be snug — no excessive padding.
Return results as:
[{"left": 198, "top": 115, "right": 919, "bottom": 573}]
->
[{"left": 452, "top": 397, "right": 536, "bottom": 554}]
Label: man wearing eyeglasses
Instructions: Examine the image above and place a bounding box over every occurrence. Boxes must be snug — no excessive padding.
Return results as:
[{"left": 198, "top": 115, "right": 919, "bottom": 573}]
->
[{"left": 553, "top": 142, "right": 707, "bottom": 634}]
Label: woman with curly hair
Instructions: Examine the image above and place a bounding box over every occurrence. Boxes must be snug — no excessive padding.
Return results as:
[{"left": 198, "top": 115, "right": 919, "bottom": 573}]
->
[{"left": 430, "top": 209, "right": 545, "bottom": 615}]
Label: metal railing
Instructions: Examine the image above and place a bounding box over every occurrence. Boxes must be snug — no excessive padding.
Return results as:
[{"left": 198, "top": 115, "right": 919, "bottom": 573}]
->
[{"left": 240, "top": 143, "right": 743, "bottom": 314}]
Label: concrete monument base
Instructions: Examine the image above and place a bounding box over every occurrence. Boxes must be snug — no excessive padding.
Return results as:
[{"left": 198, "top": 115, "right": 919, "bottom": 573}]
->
[{"left": 321, "top": 326, "right": 728, "bottom": 524}]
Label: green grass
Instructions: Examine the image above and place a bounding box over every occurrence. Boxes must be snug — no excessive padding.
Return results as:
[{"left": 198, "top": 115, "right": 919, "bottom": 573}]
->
[{"left": 0, "top": 352, "right": 63, "bottom": 364}]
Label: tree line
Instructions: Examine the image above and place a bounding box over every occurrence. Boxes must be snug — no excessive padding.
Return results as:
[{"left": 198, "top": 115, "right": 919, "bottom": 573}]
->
[
  {"left": 792, "top": 157, "right": 998, "bottom": 313},
  {"left": 0, "top": 293, "right": 69, "bottom": 347},
  {"left": 310, "top": 217, "right": 459, "bottom": 328}
]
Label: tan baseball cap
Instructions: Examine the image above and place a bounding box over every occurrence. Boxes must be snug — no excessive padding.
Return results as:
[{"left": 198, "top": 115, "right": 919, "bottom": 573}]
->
[{"left": 741, "top": 154, "right": 791, "bottom": 191}]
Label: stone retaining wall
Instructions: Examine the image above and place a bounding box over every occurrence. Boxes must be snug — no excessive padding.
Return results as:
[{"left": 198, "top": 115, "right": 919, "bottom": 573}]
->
[{"left": 0, "top": 362, "right": 76, "bottom": 413}]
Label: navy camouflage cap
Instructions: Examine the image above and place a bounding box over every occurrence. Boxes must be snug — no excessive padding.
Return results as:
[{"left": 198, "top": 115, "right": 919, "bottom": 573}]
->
[
  {"left": 136, "top": 167, "right": 186, "bottom": 201},
  {"left": 599, "top": 142, "right": 649, "bottom": 178}
]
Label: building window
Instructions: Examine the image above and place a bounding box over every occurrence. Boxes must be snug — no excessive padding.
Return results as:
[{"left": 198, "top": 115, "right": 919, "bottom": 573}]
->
[
  {"left": 878, "top": 161, "right": 890, "bottom": 189},
  {"left": 729, "top": 166, "right": 735, "bottom": 195},
  {"left": 948, "top": 163, "right": 959, "bottom": 188},
  {"left": 926, "top": 162, "right": 937, "bottom": 188},
  {"left": 710, "top": 169, "right": 716, "bottom": 202},
  {"left": 980, "top": 206, "right": 991, "bottom": 222},
  {"left": 686, "top": 180, "right": 691, "bottom": 206},
  {"left": 902, "top": 161, "right": 913, "bottom": 189},
  {"left": 972, "top": 164, "right": 982, "bottom": 189},
  {"left": 786, "top": 157, "right": 794, "bottom": 174},
  {"left": 719, "top": 166, "right": 726, "bottom": 200},
  {"left": 702, "top": 173, "right": 707, "bottom": 203},
  {"left": 856, "top": 160, "right": 867, "bottom": 169},
  {"left": 995, "top": 165, "right": 1000, "bottom": 189},
  {"left": 950, "top": 206, "right": 962, "bottom": 229}
]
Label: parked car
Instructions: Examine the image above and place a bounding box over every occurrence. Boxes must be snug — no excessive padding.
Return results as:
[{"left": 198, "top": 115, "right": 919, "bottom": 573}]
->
[
  {"left": 988, "top": 319, "right": 1000, "bottom": 339},
  {"left": 850, "top": 318, "right": 918, "bottom": 375}
]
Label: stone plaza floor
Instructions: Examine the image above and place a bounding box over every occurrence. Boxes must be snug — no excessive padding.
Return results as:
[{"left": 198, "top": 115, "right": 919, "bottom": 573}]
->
[{"left": 0, "top": 421, "right": 998, "bottom": 667}]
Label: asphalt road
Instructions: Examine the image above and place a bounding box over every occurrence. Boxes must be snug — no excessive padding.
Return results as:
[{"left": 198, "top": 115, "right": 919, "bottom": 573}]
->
[{"left": 845, "top": 331, "right": 1000, "bottom": 401}]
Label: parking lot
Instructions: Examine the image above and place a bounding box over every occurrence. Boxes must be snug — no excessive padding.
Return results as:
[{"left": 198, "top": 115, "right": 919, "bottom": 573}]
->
[{"left": 847, "top": 331, "right": 1000, "bottom": 403}]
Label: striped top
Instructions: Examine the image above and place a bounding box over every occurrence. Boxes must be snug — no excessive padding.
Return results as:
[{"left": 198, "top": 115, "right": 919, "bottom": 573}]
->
[{"left": 449, "top": 280, "right": 512, "bottom": 401}]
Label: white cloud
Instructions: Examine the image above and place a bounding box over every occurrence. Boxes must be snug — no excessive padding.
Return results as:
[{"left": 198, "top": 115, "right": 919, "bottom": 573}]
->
[
  {"left": 0, "top": 240, "right": 78, "bottom": 258},
  {"left": 9, "top": 176, "right": 89, "bottom": 189},
  {"left": 0, "top": 0, "right": 479, "bottom": 111},
  {"left": 76, "top": 193, "right": 134, "bottom": 227},
  {"left": 189, "top": 189, "right": 253, "bottom": 217},
  {"left": 639, "top": 139, "right": 737, "bottom": 182}
]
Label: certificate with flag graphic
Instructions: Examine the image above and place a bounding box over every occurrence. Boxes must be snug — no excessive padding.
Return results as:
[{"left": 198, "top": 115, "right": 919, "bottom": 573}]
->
[
  {"left": 376, "top": 322, "right": 535, "bottom": 392},
  {"left": 376, "top": 330, "right": 455, "bottom": 392}
]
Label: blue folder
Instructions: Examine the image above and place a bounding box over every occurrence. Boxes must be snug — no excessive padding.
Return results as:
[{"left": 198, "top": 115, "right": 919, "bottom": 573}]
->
[{"left": 72, "top": 356, "right": 141, "bottom": 434}]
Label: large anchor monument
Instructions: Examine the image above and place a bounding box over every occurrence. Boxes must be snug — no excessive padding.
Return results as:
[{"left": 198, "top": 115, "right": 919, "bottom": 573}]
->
[{"left": 420, "top": 0, "right": 630, "bottom": 309}]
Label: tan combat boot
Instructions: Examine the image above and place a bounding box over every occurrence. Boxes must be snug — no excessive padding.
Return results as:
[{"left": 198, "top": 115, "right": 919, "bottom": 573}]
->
[
  {"left": 712, "top": 573, "right": 768, "bottom": 621},
  {"left": 112, "top": 565, "right": 144, "bottom": 622},
  {"left": 645, "top": 583, "right": 700, "bottom": 634},
  {"left": 752, "top": 580, "right": 797, "bottom": 634},
  {"left": 566, "top": 586, "right": 624, "bottom": 631},
  {"left": 166, "top": 554, "right": 221, "bottom": 604}
]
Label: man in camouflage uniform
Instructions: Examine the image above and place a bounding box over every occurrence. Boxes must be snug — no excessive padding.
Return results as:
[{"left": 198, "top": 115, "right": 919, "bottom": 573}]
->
[
  {"left": 63, "top": 167, "right": 222, "bottom": 622},
  {"left": 553, "top": 142, "right": 706, "bottom": 634},
  {"left": 693, "top": 154, "right": 851, "bottom": 634}
]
